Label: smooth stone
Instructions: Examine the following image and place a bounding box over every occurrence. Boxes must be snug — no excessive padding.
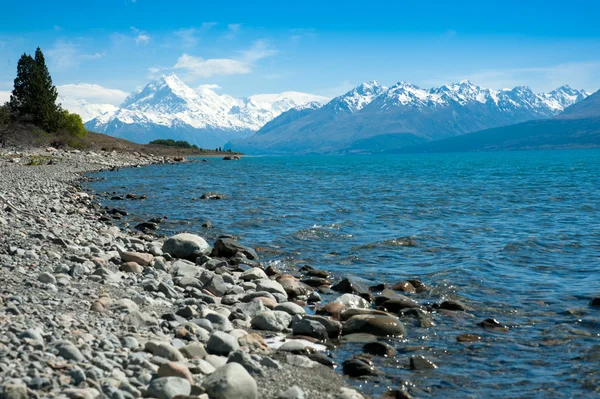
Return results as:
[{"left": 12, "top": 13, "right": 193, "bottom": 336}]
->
[
  {"left": 38, "top": 272, "right": 56, "bottom": 285},
  {"left": 157, "top": 362, "right": 194, "bottom": 383},
  {"left": 148, "top": 342, "right": 185, "bottom": 362},
  {"left": 342, "top": 315, "right": 406, "bottom": 337},
  {"left": 291, "top": 318, "right": 328, "bottom": 340},
  {"left": 456, "top": 334, "right": 482, "bottom": 342},
  {"left": 278, "top": 386, "right": 305, "bottom": 399},
  {"left": 201, "top": 363, "right": 258, "bottom": 399},
  {"left": 334, "top": 294, "right": 370, "bottom": 309},
  {"left": 207, "top": 331, "right": 240, "bottom": 356},
  {"left": 57, "top": 342, "right": 85, "bottom": 362},
  {"left": 213, "top": 238, "right": 259, "bottom": 260},
  {"left": 342, "top": 356, "right": 378, "bottom": 377},
  {"left": 363, "top": 341, "right": 397, "bottom": 357},
  {"left": 227, "top": 350, "right": 264, "bottom": 375},
  {"left": 146, "top": 377, "right": 191, "bottom": 399},
  {"left": 303, "top": 315, "right": 342, "bottom": 338},
  {"left": 240, "top": 268, "right": 268, "bottom": 281},
  {"left": 274, "top": 302, "right": 306, "bottom": 316},
  {"left": 410, "top": 355, "right": 438, "bottom": 370},
  {"left": 120, "top": 262, "right": 143, "bottom": 274},
  {"left": 255, "top": 279, "right": 288, "bottom": 297},
  {"left": 317, "top": 302, "right": 347, "bottom": 319},
  {"left": 439, "top": 300, "right": 469, "bottom": 311},
  {"left": 121, "top": 251, "right": 153, "bottom": 266},
  {"left": 179, "top": 342, "right": 207, "bottom": 359},
  {"left": 162, "top": 233, "right": 211, "bottom": 260}
]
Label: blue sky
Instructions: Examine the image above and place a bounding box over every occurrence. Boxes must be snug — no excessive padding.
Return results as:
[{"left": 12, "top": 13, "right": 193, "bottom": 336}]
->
[{"left": 1, "top": 0, "right": 599, "bottom": 104}]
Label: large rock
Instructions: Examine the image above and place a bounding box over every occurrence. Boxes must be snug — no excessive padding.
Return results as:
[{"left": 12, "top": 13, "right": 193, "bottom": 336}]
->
[
  {"left": 277, "top": 275, "right": 309, "bottom": 298},
  {"left": 162, "top": 233, "right": 210, "bottom": 260},
  {"left": 291, "top": 318, "right": 328, "bottom": 340},
  {"left": 213, "top": 237, "right": 259, "bottom": 260},
  {"left": 207, "top": 331, "right": 240, "bottom": 356},
  {"left": 331, "top": 278, "right": 370, "bottom": 295},
  {"left": 334, "top": 294, "right": 370, "bottom": 309},
  {"left": 342, "top": 315, "right": 406, "bottom": 337},
  {"left": 120, "top": 251, "right": 153, "bottom": 266},
  {"left": 146, "top": 377, "right": 191, "bottom": 399},
  {"left": 256, "top": 279, "right": 287, "bottom": 297},
  {"left": 241, "top": 268, "right": 268, "bottom": 281},
  {"left": 202, "top": 363, "right": 258, "bottom": 399},
  {"left": 251, "top": 311, "right": 292, "bottom": 332}
]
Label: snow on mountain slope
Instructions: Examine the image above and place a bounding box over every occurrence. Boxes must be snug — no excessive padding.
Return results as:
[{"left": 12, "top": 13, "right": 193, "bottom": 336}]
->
[
  {"left": 86, "top": 74, "right": 328, "bottom": 146},
  {"left": 58, "top": 96, "right": 117, "bottom": 123},
  {"left": 229, "top": 80, "right": 590, "bottom": 154}
]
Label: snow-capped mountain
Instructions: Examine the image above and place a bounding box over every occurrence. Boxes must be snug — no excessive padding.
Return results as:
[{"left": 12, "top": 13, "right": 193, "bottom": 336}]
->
[
  {"left": 227, "top": 80, "right": 590, "bottom": 154},
  {"left": 85, "top": 74, "right": 328, "bottom": 147},
  {"left": 58, "top": 97, "right": 117, "bottom": 123}
]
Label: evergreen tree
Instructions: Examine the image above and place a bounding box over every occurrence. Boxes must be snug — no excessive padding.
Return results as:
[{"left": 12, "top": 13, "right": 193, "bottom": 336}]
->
[
  {"left": 9, "top": 48, "right": 61, "bottom": 131},
  {"left": 9, "top": 53, "right": 36, "bottom": 116}
]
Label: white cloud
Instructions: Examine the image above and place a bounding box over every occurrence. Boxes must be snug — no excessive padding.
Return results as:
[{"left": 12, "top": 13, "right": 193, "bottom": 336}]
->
[
  {"left": 47, "top": 40, "right": 106, "bottom": 69},
  {"left": 131, "top": 26, "right": 150, "bottom": 46},
  {"left": 224, "top": 24, "right": 242, "bottom": 39},
  {"left": 196, "top": 84, "right": 221, "bottom": 91},
  {"left": 0, "top": 91, "right": 10, "bottom": 104},
  {"left": 239, "top": 40, "right": 277, "bottom": 62},
  {"left": 57, "top": 83, "right": 128, "bottom": 105},
  {"left": 166, "top": 40, "right": 277, "bottom": 80},
  {"left": 174, "top": 28, "right": 199, "bottom": 48},
  {"left": 173, "top": 54, "right": 251, "bottom": 78}
]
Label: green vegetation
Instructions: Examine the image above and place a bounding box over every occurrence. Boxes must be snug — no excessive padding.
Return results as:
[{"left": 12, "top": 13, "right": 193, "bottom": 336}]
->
[
  {"left": 26, "top": 155, "right": 53, "bottom": 166},
  {"left": 2, "top": 47, "right": 87, "bottom": 145},
  {"left": 149, "top": 139, "right": 200, "bottom": 149}
]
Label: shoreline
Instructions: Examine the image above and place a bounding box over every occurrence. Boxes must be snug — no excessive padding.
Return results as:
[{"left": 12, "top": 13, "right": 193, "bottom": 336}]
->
[{"left": 0, "top": 148, "right": 367, "bottom": 399}]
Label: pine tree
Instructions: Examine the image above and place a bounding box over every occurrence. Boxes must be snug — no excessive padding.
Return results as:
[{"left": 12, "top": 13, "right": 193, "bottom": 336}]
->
[
  {"left": 32, "top": 47, "right": 60, "bottom": 131},
  {"left": 9, "top": 53, "right": 36, "bottom": 116},
  {"left": 9, "top": 48, "right": 61, "bottom": 131}
]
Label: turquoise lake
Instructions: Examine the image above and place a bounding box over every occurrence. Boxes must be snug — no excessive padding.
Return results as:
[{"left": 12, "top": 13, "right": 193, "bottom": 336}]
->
[{"left": 87, "top": 150, "right": 600, "bottom": 398}]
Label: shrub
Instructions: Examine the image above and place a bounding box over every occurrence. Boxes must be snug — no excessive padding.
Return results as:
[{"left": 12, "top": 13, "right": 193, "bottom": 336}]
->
[{"left": 57, "top": 110, "right": 87, "bottom": 138}]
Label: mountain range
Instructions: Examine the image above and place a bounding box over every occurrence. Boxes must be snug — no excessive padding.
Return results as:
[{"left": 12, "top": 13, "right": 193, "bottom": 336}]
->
[
  {"left": 227, "top": 81, "right": 590, "bottom": 154},
  {"left": 81, "top": 74, "right": 329, "bottom": 148},
  {"left": 388, "top": 88, "right": 600, "bottom": 153}
]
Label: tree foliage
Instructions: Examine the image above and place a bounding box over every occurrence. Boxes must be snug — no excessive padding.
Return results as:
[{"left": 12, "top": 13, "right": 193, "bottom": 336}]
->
[
  {"left": 8, "top": 47, "right": 86, "bottom": 138},
  {"left": 149, "top": 139, "right": 199, "bottom": 149}
]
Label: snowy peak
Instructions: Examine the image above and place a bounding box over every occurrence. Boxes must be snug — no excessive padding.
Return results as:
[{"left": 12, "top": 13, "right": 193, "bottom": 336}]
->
[
  {"left": 331, "top": 80, "right": 387, "bottom": 113},
  {"left": 58, "top": 96, "right": 117, "bottom": 123}
]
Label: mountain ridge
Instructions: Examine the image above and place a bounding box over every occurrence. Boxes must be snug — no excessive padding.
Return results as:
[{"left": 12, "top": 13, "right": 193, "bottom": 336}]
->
[{"left": 227, "top": 80, "right": 590, "bottom": 154}]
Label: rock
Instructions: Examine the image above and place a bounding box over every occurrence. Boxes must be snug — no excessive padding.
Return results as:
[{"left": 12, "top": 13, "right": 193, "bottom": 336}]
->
[
  {"left": 57, "top": 342, "right": 85, "bottom": 362},
  {"left": 336, "top": 387, "right": 365, "bottom": 399},
  {"left": 157, "top": 362, "right": 194, "bottom": 383},
  {"left": 202, "top": 363, "right": 258, "bottom": 399},
  {"left": 304, "top": 315, "right": 342, "bottom": 338},
  {"left": 148, "top": 342, "right": 185, "bottom": 362},
  {"left": 179, "top": 342, "right": 208, "bottom": 359},
  {"left": 331, "top": 278, "right": 370, "bottom": 295},
  {"left": 38, "top": 272, "right": 56, "bottom": 284},
  {"left": 478, "top": 318, "right": 508, "bottom": 331},
  {"left": 292, "top": 318, "right": 329, "bottom": 340},
  {"left": 277, "top": 275, "right": 309, "bottom": 298},
  {"left": 342, "top": 315, "right": 406, "bottom": 337},
  {"left": 207, "top": 331, "right": 240, "bottom": 356},
  {"left": 278, "top": 386, "right": 305, "bottom": 399},
  {"left": 388, "top": 281, "right": 416, "bottom": 293},
  {"left": 231, "top": 300, "right": 266, "bottom": 319},
  {"left": 162, "top": 233, "right": 211, "bottom": 260},
  {"left": 119, "top": 262, "right": 143, "bottom": 274},
  {"left": 317, "top": 302, "right": 347, "bottom": 318},
  {"left": 0, "top": 384, "right": 29, "bottom": 399},
  {"left": 380, "top": 297, "right": 420, "bottom": 312},
  {"left": 256, "top": 279, "right": 287, "bottom": 297},
  {"left": 203, "top": 312, "right": 234, "bottom": 332},
  {"left": 240, "top": 267, "right": 268, "bottom": 281},
  {"left": 274, "top": 302, "right": 306, "bottom": 316},
  {"left": 334, "top": 294, "right": 370, "bottom": 309},
  {"left": 223, "top": 155, "right": 241, "bottom": 160},
  {"left": 120, "top": 251, "right": 153, "bottom": 266},
  {"left": 363, "top": 341, "right": 397, "bottom": 357},
  {"left": 340, "top": 308, "right": 395, "bottom": 321},
  {"left": 589, "top": 297, "right": 600, "bottom": 307},
  {"left": 456, "top": 334, "right": 482, "bottom": 342},
  {"left": 342, "top": 356, "right": 378, "bottom": 377},
  {"left": 410, "top": 355, "right": 438, "bottom": 370},
  {"left": 227, "top": 350, "right": 264, "bottom": 375},
  {"left": 213, "top": 237, "right": 258, "bottom": 260},
  {"left": 146, "top": 377, "right": 191, "bottom": 399},
  {"left": 439, "top": 300, "right": 469, "bottom": 311},
  {"left": 200, "top": 192, "right": 227, "bottom": 200},
  {"left": 250, "top": 311, "right": 291, "bottom": 332}
]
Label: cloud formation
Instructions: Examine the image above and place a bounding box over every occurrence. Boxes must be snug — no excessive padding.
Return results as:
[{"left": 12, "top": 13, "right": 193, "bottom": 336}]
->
[
  {"left": 131, "top": 27, "right": 151, "bottom": 46},
  {"left": 57, "top": 83, "right": 128, "bottom": 105},
  {"left": 164, "top": 40, "right": 277, "bottom": 79},
  {"left": 47, "top": 41, "right": 105, "bottom": 69}
]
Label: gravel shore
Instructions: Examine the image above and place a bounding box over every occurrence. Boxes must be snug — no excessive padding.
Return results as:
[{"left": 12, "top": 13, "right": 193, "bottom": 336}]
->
[{"left": 0, "top": 148, "right": 368, "bottom": 399}]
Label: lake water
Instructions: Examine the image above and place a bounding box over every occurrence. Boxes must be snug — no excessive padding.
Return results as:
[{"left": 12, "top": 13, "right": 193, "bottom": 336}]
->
[{"left": 87, "top": 150, "right": 600, "bottom": 398}]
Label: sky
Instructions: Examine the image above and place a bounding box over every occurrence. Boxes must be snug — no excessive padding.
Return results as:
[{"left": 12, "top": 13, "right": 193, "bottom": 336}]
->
[{"left": 1, "top": 0, "right": 599, "bottom": 105}]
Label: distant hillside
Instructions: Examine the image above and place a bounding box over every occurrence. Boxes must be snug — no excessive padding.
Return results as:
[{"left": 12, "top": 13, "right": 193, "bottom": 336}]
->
[
  {"left": 227, "top": 81, "right": 590, "bottom": 154},
  {"left": 386, "top": 90, "right": 600, "bottom": 153}
]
